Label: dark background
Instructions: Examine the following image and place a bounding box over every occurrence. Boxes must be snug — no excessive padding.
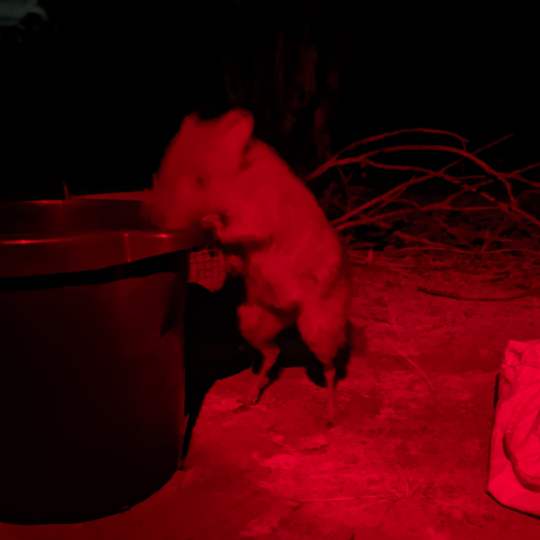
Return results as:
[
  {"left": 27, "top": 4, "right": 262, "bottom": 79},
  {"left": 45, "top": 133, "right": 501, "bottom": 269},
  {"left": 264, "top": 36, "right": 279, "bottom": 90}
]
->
[{"left": 2, "top": 1, "right": 538, "bottom": 200}]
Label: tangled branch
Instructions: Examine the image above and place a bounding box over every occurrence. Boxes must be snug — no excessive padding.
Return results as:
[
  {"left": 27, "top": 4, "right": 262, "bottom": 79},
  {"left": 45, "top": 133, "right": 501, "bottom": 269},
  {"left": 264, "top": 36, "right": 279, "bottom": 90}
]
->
[{"left": 307, "top": 130, "right": 540, "bottom": 256}]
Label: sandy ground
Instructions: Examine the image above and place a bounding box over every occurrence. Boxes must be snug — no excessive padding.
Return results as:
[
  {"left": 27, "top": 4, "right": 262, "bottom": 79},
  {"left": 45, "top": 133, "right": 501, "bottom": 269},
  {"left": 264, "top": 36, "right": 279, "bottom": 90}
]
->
[{"left": 2, "top": 252, "right": 540, "bottom": 539}]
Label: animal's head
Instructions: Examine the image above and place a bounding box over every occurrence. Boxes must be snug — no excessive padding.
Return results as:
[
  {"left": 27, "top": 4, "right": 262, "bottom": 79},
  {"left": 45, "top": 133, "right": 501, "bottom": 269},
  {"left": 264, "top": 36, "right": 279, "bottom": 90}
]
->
[{"left": 147, "top": 109, "right": 254, "bottom": 230}]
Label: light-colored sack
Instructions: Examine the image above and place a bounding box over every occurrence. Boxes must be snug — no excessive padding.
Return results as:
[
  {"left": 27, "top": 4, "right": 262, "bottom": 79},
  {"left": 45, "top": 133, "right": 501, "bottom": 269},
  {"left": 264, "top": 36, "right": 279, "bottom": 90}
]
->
[{"left": 488, "top": 339, "right": 540, "bottom": 515}]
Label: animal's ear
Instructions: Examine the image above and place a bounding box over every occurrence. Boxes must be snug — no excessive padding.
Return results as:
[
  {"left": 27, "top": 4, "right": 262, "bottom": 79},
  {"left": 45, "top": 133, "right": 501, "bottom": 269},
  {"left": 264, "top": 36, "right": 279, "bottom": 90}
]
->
[
  {"left": 178, "top": 112, "right": 200, "bottom": 137},
  {"left": 160, "top": 113, "right": 198, "bottom": 161},
  {"left": 221, "top": 109, "right": 254, "bottom": 152},
  {"left": 158, "top": 112, "right": 202, "bottom": 177}
]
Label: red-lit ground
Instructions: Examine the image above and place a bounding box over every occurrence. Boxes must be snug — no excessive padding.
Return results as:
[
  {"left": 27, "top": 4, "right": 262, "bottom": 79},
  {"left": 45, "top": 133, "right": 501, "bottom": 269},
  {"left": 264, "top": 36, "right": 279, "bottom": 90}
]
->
[{"left": 2, "top": 252, "right": 540, "bottom": 539}]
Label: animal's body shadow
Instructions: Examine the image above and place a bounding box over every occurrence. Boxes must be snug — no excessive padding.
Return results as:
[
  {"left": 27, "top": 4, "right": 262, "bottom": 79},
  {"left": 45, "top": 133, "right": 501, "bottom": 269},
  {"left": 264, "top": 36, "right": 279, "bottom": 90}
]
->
[
  {"left": 182, "top": 278, "right": 253, "bottom": 464},
  {"left": 181, "top": 277, "right": 352, "bottom": 465}
]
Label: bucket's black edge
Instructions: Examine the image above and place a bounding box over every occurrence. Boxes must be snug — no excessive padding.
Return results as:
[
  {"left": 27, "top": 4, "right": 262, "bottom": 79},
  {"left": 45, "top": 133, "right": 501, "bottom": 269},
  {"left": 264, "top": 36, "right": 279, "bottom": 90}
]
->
[{"left": 0, "top": 251, "right": 188, "bottom": 291}]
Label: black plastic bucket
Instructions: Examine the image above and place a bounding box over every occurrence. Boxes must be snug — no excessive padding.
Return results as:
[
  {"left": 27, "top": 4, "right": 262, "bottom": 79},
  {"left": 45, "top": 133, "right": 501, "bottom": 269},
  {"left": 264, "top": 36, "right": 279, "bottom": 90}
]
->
[{"left": 0, "top": 199, "right": 203, "bottom": 523}]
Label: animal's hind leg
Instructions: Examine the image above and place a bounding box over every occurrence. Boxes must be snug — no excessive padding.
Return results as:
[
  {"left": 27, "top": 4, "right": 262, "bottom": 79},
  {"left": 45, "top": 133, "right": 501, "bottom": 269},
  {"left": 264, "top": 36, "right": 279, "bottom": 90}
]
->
[
  {"left": 237, "top": 304, "right": 285, "bottom": 404},
  {"left": 322, "top": 369, "right": 337, "bottom": 427},
  {"left": 298, "top": 303, "right": 348, "bottom": 426},
  {"left": 250, "top": 344, "right": 280, "bottom": 404}
]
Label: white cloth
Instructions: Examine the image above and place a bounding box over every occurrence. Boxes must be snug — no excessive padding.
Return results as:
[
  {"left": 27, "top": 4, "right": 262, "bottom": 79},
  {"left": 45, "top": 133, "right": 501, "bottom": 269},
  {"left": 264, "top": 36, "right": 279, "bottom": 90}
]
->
[{"left": 488, "top": 339, "right": 540, "bottom": 515}]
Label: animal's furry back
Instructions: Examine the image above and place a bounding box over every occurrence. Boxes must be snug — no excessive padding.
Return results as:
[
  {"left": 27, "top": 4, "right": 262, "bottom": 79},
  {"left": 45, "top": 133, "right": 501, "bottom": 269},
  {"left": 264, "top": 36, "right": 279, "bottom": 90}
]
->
[{"left": 218, "top": 138, "right": 350, "bottom": 315}]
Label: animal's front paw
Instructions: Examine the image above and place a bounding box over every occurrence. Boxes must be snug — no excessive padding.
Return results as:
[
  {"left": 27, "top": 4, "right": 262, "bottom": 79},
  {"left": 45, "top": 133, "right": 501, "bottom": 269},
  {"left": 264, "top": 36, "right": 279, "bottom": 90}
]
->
[
  {"left": 225, "top": 254, "right": 244, "bottom": 276},
  {"left": 201, "top": 213, "right": 224, "bottom": 233}
]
